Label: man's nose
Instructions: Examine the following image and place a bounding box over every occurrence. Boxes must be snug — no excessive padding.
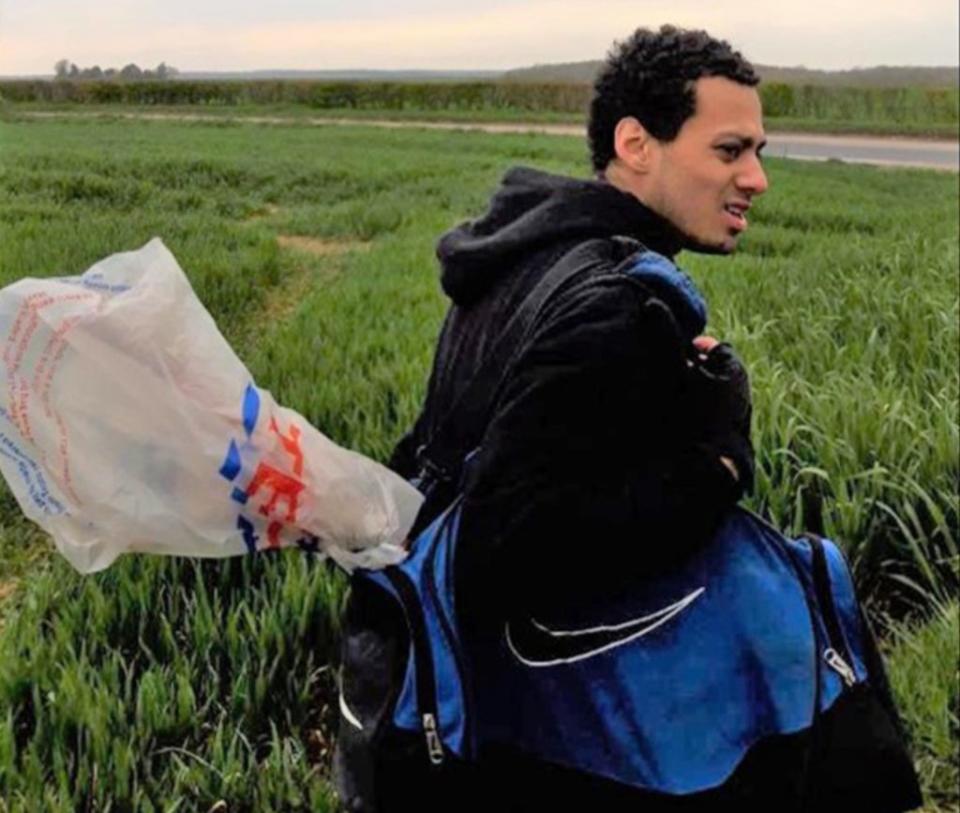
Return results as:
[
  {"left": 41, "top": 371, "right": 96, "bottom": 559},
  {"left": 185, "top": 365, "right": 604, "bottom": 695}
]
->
[{"left": 738, "top": 155, "right": 769, "bottom": 196}]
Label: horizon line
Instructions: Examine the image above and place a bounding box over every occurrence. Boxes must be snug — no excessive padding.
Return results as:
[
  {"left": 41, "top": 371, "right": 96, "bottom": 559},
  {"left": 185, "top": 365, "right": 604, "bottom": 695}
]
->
[{"left": 3, "top": 62, "right": 959, "bottom": 79}]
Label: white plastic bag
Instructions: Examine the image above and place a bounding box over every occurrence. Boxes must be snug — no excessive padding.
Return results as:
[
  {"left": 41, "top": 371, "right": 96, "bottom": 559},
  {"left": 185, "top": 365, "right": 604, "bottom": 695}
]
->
[{"left": 0, "top": 238, "right": 423, "bottom": 574}]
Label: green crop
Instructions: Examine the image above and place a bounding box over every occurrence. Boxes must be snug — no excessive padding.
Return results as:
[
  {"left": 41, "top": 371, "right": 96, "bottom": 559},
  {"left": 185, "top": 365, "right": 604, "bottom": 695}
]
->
[{"left": 0, "top": 116, "right": 956, "bottom": 809}]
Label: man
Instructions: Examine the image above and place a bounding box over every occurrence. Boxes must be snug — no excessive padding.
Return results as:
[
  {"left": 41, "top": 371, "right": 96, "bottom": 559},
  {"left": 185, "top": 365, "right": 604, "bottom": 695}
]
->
[{"left": 335, "top": 25, "right": 921, "bottom": 812}]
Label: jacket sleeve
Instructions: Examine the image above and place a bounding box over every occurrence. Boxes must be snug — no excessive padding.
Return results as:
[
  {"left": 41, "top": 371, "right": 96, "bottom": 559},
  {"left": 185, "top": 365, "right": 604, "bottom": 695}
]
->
[
  {"left": 455, "top": 273, "right": 752, "bottom": 628},
  {"left": 387, "top": 419, "right": 423, "bottom": 481}
]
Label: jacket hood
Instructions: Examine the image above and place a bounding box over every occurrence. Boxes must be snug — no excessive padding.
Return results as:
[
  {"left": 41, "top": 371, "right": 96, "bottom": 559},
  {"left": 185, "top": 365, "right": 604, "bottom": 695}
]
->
[{"left": 436, "top": 166, "right": 686, "bottom": 306}]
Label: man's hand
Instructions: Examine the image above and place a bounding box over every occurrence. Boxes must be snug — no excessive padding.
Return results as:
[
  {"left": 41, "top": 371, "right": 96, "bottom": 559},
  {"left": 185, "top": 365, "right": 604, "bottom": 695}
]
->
[
  {"left": 688, "top": 336, "right": 751, "bottom": 429},
  {"left": 685, "top": 335, "right": 753, "bottom": 492}
]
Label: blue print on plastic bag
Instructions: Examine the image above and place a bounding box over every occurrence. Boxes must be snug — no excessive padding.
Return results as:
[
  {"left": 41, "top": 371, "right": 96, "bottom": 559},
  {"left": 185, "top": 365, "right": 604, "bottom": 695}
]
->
[{"left": 0, "top": 407, "right": 64, "bottom": 515}]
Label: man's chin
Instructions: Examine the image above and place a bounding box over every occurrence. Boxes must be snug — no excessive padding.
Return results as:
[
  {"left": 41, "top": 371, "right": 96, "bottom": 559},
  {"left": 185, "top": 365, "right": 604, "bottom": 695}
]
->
[{"left": 681, "top": 232, "right": 740, "bottom": 256}]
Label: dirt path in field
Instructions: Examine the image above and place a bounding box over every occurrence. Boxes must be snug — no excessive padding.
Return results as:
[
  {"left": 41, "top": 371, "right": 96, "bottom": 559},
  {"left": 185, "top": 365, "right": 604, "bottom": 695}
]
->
[
  {"left": 20, "top": 109, "right": 585, "bottom": 135},
  {"left": 0, "top": 579, "right": 18, "bottom": 629},
  {"left": 245, "top": 235, "right": 369, "bottom": 336},
  {"left": 17, "top": 110, "right": 959, "bottom": 171},
  {"left": 0, "top": 580, "right": 16, "bottom": 603},
  {"left": 276, "top": 235, "right": 367, "bottom": 257}
]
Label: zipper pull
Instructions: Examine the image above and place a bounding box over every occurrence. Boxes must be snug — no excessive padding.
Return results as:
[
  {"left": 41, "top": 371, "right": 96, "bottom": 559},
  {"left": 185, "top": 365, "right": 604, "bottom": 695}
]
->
[
  {"left": 824, "top": 647, "right": 856, "bottom": 688},
  {"left": 422, "top": 713, "right": 445, "bottom": 766}
]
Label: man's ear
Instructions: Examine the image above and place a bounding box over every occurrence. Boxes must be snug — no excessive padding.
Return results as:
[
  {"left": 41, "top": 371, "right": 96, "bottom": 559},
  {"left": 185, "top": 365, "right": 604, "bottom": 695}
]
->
[{"left": 613, "top": 117, "right": 655, "bottom": 174}]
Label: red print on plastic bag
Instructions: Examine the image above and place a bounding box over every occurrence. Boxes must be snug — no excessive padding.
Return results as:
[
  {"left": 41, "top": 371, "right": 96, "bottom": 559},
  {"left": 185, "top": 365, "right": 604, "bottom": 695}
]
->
[{"left": 220, "top": 384, "right": 319, "bottom": 553}]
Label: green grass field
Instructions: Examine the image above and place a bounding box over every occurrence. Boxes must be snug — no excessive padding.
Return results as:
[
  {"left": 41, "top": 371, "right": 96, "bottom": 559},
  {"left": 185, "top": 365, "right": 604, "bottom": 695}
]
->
[{"left": 0, "top": 116, "right": 957, "bottom": 811}]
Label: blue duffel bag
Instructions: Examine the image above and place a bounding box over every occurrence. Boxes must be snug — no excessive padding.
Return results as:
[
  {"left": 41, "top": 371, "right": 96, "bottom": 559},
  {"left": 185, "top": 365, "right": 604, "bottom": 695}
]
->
[{"left": 359, "top": 496, "right": 868, "bottom": 795}]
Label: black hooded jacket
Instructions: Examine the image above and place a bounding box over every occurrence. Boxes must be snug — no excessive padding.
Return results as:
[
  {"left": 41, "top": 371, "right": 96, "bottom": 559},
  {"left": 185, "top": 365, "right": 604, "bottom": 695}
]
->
[{"left": 389, "top": 166, "right": 752, "bottom": 630}]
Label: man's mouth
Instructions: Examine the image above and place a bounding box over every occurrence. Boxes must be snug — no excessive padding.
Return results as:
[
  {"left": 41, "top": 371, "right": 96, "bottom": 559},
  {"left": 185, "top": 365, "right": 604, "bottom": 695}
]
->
[{"left": 723, "top": 202, "right": 750, "bottom": 232}]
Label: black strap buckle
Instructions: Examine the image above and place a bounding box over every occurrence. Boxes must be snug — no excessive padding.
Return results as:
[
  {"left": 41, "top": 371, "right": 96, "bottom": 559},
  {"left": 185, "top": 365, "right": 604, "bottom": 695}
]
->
[{"left": 415, "top": 444, "right": 453, "bottom": 488}]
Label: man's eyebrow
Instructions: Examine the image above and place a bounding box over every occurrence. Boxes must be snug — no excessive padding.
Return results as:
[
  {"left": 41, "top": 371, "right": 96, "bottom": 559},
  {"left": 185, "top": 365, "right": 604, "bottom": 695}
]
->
[{"left": 716, "top": 133, "right": 768, "bottom": 151}]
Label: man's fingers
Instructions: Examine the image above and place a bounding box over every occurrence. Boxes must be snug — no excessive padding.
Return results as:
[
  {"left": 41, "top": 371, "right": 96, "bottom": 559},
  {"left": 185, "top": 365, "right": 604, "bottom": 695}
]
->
[{"left": 690, "top": 335, "right": 720, "bottom": 366}]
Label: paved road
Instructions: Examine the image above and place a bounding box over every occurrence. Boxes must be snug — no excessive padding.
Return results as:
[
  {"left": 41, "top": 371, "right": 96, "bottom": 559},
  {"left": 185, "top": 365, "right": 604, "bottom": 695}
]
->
[
  {"left": 762, "top": 132, "right": 959, "bottom": 171},
  {"left": 17, "top": 111, "right": 960, "bottom": 171}
]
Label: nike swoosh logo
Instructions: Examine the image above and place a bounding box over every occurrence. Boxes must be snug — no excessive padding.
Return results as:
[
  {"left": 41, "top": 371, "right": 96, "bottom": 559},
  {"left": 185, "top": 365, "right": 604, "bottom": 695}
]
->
[
  {"left": 505, "top": 587, "right": 705, "bottom": 667},
  {"left": 339, "top": 693, "right": 363, "bottom": 731}
]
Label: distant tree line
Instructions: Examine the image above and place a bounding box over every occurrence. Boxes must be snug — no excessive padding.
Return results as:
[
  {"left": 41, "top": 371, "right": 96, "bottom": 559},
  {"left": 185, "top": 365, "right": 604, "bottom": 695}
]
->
[
  {"left": 1, "top": 78, "right": 956, "bottom": 135},
  {"left": 53, "top": 60, "right": 179, "bottom": 81},
  {"left": 502, "top": 60, "right": 960, "bottom": 89}
]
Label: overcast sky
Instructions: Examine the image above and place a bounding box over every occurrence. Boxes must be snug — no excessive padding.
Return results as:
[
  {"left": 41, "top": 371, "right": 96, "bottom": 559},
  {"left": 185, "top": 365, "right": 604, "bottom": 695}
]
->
[{"left": 1, "top": 0, "right": 957, "bottom": 76}]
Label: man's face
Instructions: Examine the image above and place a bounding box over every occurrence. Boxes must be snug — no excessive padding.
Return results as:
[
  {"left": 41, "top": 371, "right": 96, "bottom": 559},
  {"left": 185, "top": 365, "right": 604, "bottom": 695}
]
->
[{"left": 642, "top": 76, "right": 768, "bottom": 254}]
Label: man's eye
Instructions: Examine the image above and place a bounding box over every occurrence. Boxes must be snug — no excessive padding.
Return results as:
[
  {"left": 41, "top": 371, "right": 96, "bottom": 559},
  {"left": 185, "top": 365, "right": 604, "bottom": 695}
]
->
[{"left": 717, "top": 144, "right": 741, "bottom": 159}]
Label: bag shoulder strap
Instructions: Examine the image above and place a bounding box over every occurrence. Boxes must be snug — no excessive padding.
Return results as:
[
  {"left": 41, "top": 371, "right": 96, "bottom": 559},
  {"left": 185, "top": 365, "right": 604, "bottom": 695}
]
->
[{"left": 415, "top": 236, "right": 639, "bottom": 488}]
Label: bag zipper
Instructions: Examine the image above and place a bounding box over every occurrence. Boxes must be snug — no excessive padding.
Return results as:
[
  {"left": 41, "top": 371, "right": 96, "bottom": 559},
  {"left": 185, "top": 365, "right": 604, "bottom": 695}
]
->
[
  {"left": 425, "top": 505, "right": 476, "bottom": 759},
  {"left": 806, "top": 534, "right": 857, "bottom": 688},
  {"left": 823, "top": 647, "right": 856, "bottom": 688},
  {"left": 383, "top": 567, "right": 446, "bottom": 766}
]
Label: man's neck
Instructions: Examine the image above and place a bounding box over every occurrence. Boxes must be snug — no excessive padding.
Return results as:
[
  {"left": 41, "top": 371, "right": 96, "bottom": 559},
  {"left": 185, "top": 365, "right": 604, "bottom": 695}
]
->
[
  {"left": 598, "top": 161, "right": 648, "bottom": 206},
  {"left": 594, "top": 164, "right": 685, "bottom": 259}
]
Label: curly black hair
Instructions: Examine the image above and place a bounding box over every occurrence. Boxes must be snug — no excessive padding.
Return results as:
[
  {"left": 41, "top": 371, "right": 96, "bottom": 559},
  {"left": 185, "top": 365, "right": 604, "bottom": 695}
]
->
[{"left": 588, "top": 25, "right": 758, "bottom": 171}]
